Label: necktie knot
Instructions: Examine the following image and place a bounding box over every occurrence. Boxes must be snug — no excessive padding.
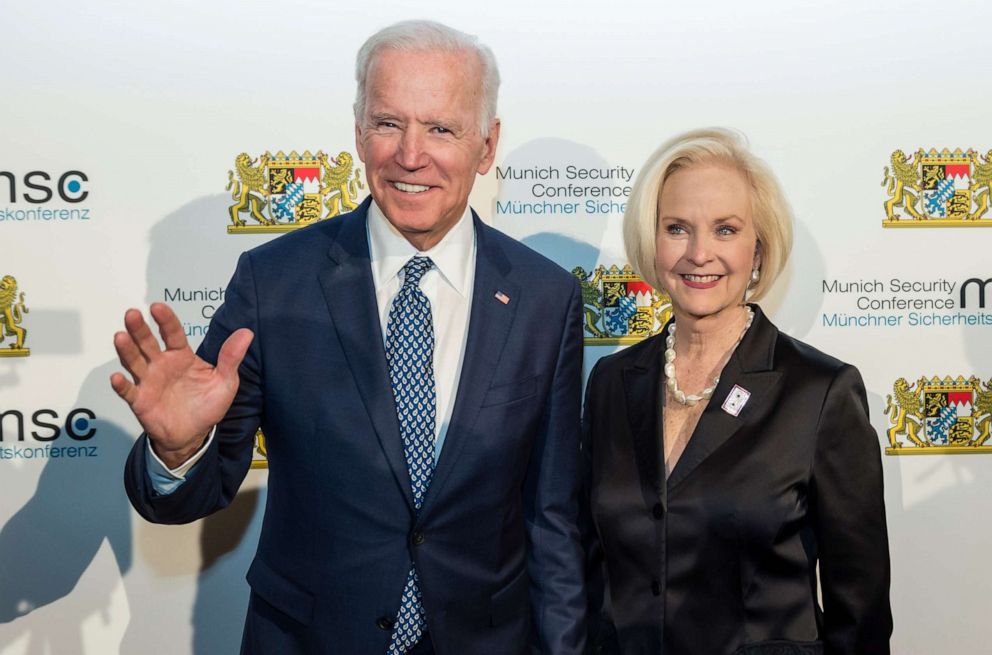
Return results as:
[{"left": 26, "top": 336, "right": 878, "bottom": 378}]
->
[{"left": 402, "top": 256, "right": 433, "bottom": 289}]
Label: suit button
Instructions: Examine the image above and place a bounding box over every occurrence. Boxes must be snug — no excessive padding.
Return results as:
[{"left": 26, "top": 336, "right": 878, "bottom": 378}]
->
[
  {"left": 652, "top": 503, "right": 663, "bottom": 520},
  {"left": 651, "top": 579, "right": 661, "bottom": 596},
  {"left": 376, "top": 616, "right": 394, "bottom": 631},
  {"left": 412, "top": 531, "right": 425, "bottom": 546}
]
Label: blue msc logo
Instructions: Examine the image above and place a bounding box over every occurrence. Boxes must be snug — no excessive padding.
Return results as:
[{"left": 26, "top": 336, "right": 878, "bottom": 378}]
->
[
  {"left": 0, "top": 408, "right": 99, "bottom": 460},
  {"left": 0, "top": 170, "right": 89, "bottom": 204}
]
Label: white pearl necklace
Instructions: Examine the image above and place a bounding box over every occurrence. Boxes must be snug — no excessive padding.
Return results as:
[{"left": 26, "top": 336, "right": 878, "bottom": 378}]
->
[{"left": 664, "top": 306, "right": 755, "bottom": 406}]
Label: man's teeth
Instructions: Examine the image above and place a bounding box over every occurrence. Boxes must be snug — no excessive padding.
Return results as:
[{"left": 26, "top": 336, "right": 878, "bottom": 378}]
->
[
  {"left": 394, "top": 182, "right": 429, "bottom": 193},
  {"left": 684, "top": 274, "right": 720, "bottom": 282}
]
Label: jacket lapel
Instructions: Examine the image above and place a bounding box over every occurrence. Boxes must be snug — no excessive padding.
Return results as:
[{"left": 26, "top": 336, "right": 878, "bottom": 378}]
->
[
  {"left": 317, "top": 200, "right": 414, "bottom": 511},
  {"left": 621, "top": 338, "right": 666, "bottom": 500},
  {"left": 666, "top": 306, "right": 783, "bottom": 492},
  {"left": 420, "top": 216, "right": 519, "bottom": 517}
]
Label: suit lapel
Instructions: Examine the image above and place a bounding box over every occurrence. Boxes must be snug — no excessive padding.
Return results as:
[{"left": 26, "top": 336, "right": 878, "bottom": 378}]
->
[
  {"left": 317, "top": 200, "right": 414, "bottom": 511},
  {"left": 621, "top": 338, "right": 666, "bottom": 500},
  {"left": 420, "top": 216, "right": 519, "bottom": 517},
  {"left": 667, "top": 306, "right": 783, "bottom": 491}
]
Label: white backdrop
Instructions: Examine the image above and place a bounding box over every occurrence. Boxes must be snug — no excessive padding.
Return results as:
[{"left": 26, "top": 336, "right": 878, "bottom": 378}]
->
[{"left": 2, "top": 1, "right": 990, "bottom": 652}]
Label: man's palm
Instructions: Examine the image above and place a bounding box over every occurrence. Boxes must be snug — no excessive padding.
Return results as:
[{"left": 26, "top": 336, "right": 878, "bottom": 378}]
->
[{"left": 110, "top": 303, "right": 253, "bottom": 468}]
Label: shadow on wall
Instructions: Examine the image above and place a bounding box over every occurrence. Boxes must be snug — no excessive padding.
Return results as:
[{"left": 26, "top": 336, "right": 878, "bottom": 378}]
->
[
  {"left": 520, "top": 232, "right": 601, "bottom": 278},
  {"left": 0, "top": 360, "right": 23, "bottom": 391},
  {"left": 141, "top": 193, "right": 271, "bottom": 654},
  {"left": 0, "top": 194, "right": 271, "bottom": 654},
  {"left": 759, "top": 216, "right": 826, "bottom": 341},
  {"left": 0, "top": 361, "right": 133, "bottom": 654},
  {"left": 491, "top": 138, "right": 617, "bottom": 254},
  {"left": 191, "top": 489, "right": 262, "bottom": 654},
  {"left": 520, "top": 233, "right": 606, "bottom": 383},
  {"left": 0, "top": 362, "right": 265, "bottom": 655},
  {"left": 884, "top": 301, "right": 992, "bottom": 653},
  {"left": 0, "top": 307, "right": 83, "bottom": 391}
]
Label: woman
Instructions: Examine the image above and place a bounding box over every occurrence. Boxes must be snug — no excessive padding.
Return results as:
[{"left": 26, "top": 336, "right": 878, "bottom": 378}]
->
[{"left": 582, "top": 128, "right": 891, "bottom": 654}]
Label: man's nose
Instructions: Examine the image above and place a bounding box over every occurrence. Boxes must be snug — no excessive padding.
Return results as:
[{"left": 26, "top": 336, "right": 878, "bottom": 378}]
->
[{"left": 396, "top": 129, "right": 429, "bottom": 170}]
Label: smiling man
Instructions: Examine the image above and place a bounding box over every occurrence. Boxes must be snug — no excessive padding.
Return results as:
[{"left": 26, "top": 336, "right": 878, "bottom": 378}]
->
[
  {"left": 115, "top": 20, "right": 586, "bottom": 655},
  {"left": 356, "top": 46, "right": 497, "bottom": 251}
]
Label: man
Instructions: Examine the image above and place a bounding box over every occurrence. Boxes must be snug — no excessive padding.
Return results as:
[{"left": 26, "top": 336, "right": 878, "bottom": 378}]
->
[{"left": 113, "top": 20, "right": 586, "bottom": 655}]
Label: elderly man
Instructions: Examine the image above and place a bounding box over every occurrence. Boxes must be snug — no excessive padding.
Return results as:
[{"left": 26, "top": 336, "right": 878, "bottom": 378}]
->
[{"left": 113, "top": 20, "right": 586, "bottom": 655}]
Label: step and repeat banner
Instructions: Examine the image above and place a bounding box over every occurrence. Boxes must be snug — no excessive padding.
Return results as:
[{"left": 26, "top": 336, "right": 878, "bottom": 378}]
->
[{"left": 2, "top": 1, "right": 990, "bottom": 653}]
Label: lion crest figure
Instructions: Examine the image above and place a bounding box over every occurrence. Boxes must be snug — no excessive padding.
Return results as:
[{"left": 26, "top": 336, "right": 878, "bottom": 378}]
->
[
  {"left": 882, "top": 149, "right": 925, "bottom": 221},
  {"left": 318, "top": 151, "right": 364, "bottom": 218},
  {"left": 227, "top": 152, "right": 272, "bottom": 226},
  {"left": 884, "top": 376, "right": 927, "bottom": 447},
  {"left": 572, "top": 265, "right": 606, "bottom": 339},
  {"left": 0, "top": 275, "right": 28, "bottom": 352},
  {"left": 972, "top": 378, "right": 992, "bottom": 446},
  {"left": 968, "top": 149, "right": 992, "bottom": 220}
]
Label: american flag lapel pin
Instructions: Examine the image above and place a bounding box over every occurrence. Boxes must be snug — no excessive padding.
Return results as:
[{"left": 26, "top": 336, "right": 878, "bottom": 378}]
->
[
  {"left": 721, "top": 384, "right": 751, "bottom": 417},
  {"left": 494, "top": 290, "right": 510, "bottom": 305}
]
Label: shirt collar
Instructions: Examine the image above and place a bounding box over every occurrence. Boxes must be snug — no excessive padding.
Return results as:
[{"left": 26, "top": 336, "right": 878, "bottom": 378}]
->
[{"left": 367, "top": 200, "right": 475, "bottom": 297}]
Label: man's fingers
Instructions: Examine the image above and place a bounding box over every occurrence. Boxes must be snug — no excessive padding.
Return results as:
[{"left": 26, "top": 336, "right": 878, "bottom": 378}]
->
[
  {"left": 150, "top": 302, "right": 190, "bottom": 352},
  {"left": 215, "top": 328, "right": 254, "bottom": 381},
  {"left": 109, "top": 371, "right": 137, "bottom": 405},
  {"left": 124, "top": 308, "right": 162, "bottom": 361},
  {"left": 114, "top": 331, "right": 148, "bottom": 381}
]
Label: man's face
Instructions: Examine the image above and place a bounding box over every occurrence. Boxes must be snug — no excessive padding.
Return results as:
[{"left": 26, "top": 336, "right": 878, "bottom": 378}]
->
[{"left": 355, "top": 48, "right": 500, "bottom": 251}]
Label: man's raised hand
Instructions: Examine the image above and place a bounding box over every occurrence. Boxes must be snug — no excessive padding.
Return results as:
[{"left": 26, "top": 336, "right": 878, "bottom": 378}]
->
[{"left": 110, "top": 302, "right": 253, "bottom": 469}]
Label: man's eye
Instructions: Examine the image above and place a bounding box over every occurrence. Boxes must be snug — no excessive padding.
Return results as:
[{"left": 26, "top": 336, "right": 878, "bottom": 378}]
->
[{"left": 432, "top": 126, "right": 451, "bottom": 134}]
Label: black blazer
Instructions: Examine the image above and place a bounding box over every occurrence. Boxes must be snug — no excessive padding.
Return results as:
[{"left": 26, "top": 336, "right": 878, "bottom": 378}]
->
[{"left": 581, "top": 306, "right": 891, "bottom": 655}]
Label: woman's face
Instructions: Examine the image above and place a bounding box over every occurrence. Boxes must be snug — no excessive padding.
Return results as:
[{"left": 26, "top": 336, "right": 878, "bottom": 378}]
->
[{"left": 654, "top": 161, "right": 758, "bottom": 323}]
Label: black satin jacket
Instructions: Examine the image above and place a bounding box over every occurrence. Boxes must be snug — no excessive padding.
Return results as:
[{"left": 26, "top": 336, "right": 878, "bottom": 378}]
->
[{"left": 581, "top": 306, "right": 892, "bottom": 655}]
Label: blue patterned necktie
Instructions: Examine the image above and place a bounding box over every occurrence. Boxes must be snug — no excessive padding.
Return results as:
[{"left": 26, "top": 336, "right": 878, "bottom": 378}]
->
[{"left": 385, "top": 256, "right": 437, "bottom": 655}]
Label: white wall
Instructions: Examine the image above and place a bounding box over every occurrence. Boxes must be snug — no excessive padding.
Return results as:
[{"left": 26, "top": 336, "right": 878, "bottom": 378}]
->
[{"left": 1, "top": 1, "right": 989, "bottom": 652}]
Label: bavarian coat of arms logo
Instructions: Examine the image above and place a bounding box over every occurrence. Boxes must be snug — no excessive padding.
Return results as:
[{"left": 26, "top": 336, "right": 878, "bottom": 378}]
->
[
  {"left": 226, "top": 150, "right": 366, "bottom": 233},
  {"left": 884, "top": 375, "right": 992, "bottom": 454},
  {"left": 574, "top": 264, "right": 672, "bottom": 345},
  {"left": 882, "top": 148, "right": 992, "bottom": 227}
]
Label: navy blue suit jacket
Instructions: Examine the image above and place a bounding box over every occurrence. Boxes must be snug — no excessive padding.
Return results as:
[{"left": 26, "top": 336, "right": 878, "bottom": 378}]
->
[{"left": 124, "top": 199, "right": 587, "bottom": 654}]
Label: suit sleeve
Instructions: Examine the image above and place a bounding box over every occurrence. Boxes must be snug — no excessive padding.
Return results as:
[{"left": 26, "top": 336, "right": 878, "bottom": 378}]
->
[
  {"left": 124, "top": 251, "right": 264, "bottom": 524},
  {"left": 523, "top": 278, "right": 587, "bottom": 654},
  {"left": 810, "top": 364, "right": 892, "bottom": 654}
]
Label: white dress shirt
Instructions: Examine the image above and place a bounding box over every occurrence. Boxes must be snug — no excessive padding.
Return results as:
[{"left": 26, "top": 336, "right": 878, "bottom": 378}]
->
[
  {"left": 367, "top": 200, "right": 476, "bottom": 461},
  {"left": 147, "top": 201, "right": 476, "bottom": 488}
]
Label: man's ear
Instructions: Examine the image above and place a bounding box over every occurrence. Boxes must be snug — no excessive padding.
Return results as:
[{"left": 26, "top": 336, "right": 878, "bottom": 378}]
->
[{"left": 355, "top": 122, "right": 366, "bottom": 163}]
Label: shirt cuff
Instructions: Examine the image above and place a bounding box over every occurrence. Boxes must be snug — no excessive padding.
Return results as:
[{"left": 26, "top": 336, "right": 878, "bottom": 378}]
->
[{"left": 145, "top": 428, "right": 215, "bottom": 495}]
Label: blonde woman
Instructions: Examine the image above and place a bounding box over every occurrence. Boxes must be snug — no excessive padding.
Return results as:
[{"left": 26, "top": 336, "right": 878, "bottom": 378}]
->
[{"left": 581, "top": 129, "right": 891, "bottom": 655}]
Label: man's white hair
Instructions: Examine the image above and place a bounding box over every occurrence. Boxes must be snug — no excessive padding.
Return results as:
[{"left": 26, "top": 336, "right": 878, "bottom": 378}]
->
[{"left": 354, "top": 20, "right": 501, "bottom": 136}]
